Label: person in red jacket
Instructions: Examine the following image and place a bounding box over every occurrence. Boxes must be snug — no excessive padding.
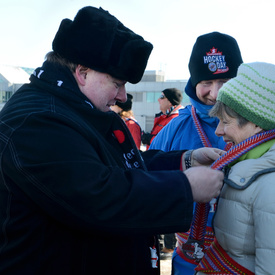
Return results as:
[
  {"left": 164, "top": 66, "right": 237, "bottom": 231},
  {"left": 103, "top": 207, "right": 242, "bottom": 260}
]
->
[
  {"left": 111, "top": 93, "right": 142, "bottom": 149},
  {"left": 141, "top": 88, "right": 183, "bottom": 149}
]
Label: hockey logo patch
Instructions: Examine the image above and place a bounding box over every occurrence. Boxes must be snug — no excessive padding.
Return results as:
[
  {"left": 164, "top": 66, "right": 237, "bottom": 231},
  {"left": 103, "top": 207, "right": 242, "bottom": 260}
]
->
[{"left": 204, "top": 47, "right": 229, "bottom": 74}]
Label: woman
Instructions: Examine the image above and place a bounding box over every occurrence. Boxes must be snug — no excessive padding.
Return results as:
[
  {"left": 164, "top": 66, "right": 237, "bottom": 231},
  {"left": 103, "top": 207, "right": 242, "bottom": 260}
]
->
[
  {"left": 111, "top": 93, "right": 142, "bottom": 149},
  {"left": 196, "top": 62, "right": 275, "bottom": 274}
]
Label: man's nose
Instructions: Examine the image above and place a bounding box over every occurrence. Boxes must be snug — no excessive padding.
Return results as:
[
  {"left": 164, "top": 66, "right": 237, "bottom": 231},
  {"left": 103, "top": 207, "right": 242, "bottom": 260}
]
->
[
  {"left": 117, "top": 86, "right": 127, "bottom": 102},
  {"left": 210, "top": 83, "right": 220, "bottom": 100}
]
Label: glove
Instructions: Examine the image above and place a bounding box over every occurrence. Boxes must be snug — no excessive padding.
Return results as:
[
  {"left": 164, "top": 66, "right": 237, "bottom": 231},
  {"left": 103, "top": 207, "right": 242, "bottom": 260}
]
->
[{"left": 141, "top": 131, "right": 154, "bottom": 145}]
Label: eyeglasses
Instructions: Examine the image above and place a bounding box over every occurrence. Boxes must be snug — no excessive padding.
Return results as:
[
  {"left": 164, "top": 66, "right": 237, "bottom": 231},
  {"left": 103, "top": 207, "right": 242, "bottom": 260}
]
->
[{"left": 159, "top": 94, "right": 166, "bottom": 99}]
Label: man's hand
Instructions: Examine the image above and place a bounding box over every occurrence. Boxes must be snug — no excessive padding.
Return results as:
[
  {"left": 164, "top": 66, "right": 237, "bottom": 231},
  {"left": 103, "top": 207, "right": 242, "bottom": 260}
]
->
[
  {"left": 184, "top": 166, "right": 224, "bottom": 202},
  {"left": 182, "top": 147, "right": 225, "bottom": 169},
  {"left": 192, "top": 147, "right": 225, "bottom": 166}
]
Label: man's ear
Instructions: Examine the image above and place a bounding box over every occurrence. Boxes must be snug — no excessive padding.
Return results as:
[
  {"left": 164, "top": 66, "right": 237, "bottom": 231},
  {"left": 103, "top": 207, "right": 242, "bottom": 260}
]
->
[{"left": 74, "top": 65, "right": 89, "bottom": 86}]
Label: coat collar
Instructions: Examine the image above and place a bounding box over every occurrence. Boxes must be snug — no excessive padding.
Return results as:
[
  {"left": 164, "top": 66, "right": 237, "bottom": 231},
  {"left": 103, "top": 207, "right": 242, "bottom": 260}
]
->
[
  {"left": 30, "top": 61, "right": 116, "bottom": 136},
  {"left": 225, "top": 141, "right": 275, "bottom": 190}
]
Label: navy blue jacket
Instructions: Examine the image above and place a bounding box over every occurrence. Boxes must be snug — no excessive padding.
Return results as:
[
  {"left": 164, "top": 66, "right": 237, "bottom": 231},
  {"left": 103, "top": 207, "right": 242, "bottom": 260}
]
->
[{"left": 0, "top": 61, "right": 193, "bottom": 274}]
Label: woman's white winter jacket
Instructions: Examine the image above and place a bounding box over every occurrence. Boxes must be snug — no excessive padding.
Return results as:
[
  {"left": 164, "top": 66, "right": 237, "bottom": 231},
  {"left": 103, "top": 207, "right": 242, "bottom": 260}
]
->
[{"left": 213, "top": 143, "right": 275, "bottom": 274}]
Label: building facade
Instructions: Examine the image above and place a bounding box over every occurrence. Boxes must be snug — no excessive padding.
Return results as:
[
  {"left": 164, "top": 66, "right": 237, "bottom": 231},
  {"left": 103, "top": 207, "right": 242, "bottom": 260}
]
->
[
  {"left": 0, "top": 65, "right": 31, "bottom": 109},
  {"left": 126, "top": 70, "right": 189, "bottom": 132}
]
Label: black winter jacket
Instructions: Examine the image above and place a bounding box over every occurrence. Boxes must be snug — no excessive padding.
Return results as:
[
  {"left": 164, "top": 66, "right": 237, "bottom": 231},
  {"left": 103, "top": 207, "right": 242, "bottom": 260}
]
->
[{"left": 0, "top": 61, "right": 193, "bottom": 274}]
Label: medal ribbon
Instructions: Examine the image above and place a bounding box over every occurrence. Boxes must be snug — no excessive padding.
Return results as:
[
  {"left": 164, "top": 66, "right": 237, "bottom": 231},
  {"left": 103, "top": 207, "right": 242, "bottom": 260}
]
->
[
  {"left": 191, "top": 106, "right": 212, "bottom": 148},
  {"left": 179, "top": 106, "right": 223, "bottom": 262}
]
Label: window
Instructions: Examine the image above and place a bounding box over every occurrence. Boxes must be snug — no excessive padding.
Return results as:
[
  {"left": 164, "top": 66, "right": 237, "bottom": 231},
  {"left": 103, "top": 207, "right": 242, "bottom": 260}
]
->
[
  {"left": 0, "top": 91, "right": 13, "bottom": 103},
  {"left": 130, "top": 92, "right": 143, "bottom": 102},
  {"left": 146, "top": 92, "right": 161, "bottom": 103},
  {"left": 182, "top": 92, "right": 190, "bottom": 104}
]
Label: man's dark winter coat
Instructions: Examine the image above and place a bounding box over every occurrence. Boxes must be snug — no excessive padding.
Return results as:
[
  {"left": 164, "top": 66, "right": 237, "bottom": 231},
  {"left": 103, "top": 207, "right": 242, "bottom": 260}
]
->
[{"left": 0, "top": 61, "right": 193, "bottom": 274}]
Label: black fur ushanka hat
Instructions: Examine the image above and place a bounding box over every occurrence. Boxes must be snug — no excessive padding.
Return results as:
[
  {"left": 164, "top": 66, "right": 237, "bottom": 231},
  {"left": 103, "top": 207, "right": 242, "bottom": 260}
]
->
[{"left": 52, "top": 6, "right": 153, "bottom": 84}]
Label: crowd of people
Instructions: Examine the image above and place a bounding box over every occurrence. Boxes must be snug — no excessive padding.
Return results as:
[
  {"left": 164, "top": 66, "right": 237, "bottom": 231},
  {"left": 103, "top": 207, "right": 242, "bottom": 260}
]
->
[{"left": 0, "top": 5, "right": 274, "bottom": 275}]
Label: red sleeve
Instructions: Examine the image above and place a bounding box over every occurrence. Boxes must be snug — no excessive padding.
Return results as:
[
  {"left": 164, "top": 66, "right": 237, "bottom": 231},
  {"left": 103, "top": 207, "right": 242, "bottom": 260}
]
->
[{"left": 125, "top": 120, "right": 141, "bottom": 149}]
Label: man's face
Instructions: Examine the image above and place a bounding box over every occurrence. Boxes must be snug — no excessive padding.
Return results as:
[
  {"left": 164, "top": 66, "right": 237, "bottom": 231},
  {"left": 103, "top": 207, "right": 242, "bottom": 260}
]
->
[
  {"left": 196, "top": 79, "right": 229, "bottom": 105},
  {"left": 158, "top": 93, "right": 172, "bottom": 113},
  {"left": 81, "top": 69, "right": 127, "bottom": 112}
]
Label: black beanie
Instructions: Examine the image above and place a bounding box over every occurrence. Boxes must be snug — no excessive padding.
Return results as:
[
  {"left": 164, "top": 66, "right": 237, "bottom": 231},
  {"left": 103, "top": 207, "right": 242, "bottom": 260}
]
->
[
  {"left": 52, "top": 6, "right": 153, "bottom": 84},
  {"left": 163, "top": 88, "right": 183, "bottom": 106},
  {"left": 116, "top": 93, "right": 133, "bottom": 111},
  {"left": 188, "top": 32, "right": 243, "bottom": 88}
]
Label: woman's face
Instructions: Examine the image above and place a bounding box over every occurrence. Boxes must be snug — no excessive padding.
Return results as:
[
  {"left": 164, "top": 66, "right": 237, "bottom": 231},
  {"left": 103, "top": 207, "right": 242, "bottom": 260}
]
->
[
  {"left": 110, "top": 105, "right": 122, "bottom": 114},
  {"left": 215, "top": 112, "right": 262, "bottom": 146}
]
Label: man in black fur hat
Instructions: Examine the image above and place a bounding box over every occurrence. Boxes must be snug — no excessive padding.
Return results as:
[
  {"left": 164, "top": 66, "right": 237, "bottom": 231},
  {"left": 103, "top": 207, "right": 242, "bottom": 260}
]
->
[{"left": 0, "top": 6, "right": 224, "bottom": 274}]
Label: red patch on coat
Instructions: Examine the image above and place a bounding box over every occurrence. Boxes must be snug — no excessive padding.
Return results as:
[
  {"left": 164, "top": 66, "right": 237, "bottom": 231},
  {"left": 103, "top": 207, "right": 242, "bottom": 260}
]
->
[{"left": 113, "top": 130, "right": 125, "bottom": 144}]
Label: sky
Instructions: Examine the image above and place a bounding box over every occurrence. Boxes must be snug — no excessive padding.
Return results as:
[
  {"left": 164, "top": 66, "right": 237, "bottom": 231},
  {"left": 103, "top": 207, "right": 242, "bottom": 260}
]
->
[{"left": 0, "top": 0, "right": 275, "bottom": 80}]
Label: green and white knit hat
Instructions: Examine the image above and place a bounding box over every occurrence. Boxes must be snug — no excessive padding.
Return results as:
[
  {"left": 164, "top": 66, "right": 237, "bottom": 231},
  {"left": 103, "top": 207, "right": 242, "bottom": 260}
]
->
[{"left": 217, "top": 62, "right": 275, "bottom": 130}]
